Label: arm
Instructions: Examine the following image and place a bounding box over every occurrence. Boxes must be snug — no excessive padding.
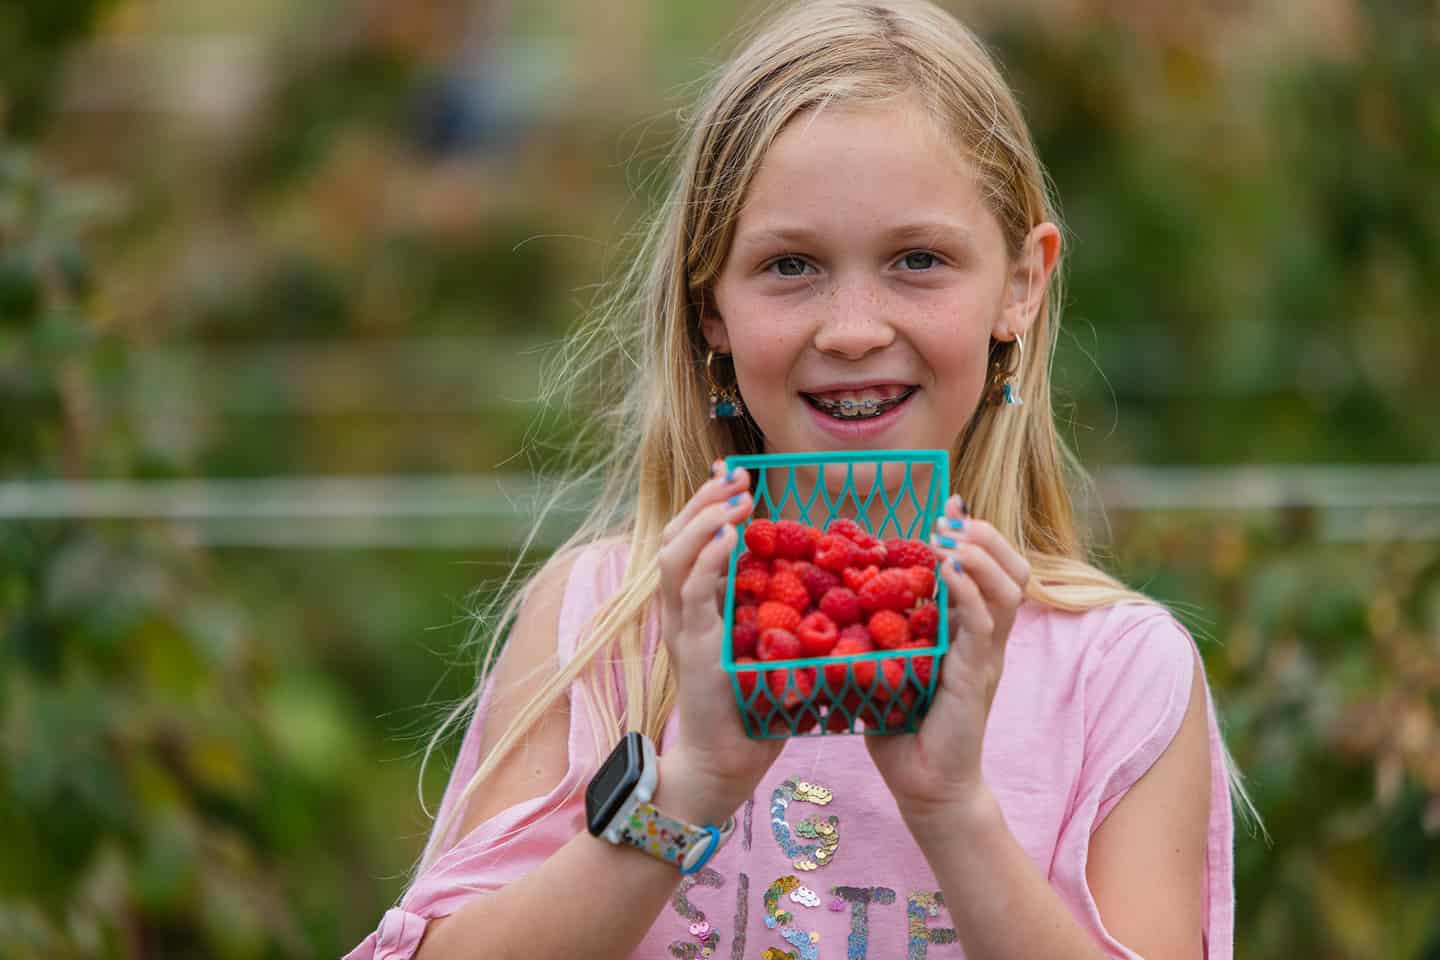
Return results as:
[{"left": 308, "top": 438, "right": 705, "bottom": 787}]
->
[
  {"left": 414, "top": 463, "right": 780, "bottom": 959},
  {"left": 415, "top": 555, "right": 746, "bottom": 960},
  {"left": 902, "top": 647, "right": 1210, "bottom": 960},
  {"left": 871, "top": 500, "right": 1209, "bottom": 960}
]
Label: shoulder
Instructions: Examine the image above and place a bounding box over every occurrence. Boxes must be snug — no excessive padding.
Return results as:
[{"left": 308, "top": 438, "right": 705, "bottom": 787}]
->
[
  {"left": 518, "top": 534, "right": 630, "bottom": 640},
  {"left": 1007, "top": 599, "right": 1201, "bottom": 740},
  {"left": 488, "top": 536, "right": 631, "bottom": 689},
  {"left": 1015, "top": 597, "right": 1194, "bottom": 667}
]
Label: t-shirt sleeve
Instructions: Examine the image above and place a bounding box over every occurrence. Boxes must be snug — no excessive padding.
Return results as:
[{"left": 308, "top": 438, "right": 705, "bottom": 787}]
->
[
  {"left": 1049, "top": 608, "right": 1205, "bottom": 959},
  {"left": 342, "top": 543, "right": 624, "bottom": 960}
]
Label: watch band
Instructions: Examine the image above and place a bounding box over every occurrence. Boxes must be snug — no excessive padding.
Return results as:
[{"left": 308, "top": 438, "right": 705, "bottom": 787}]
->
[{"left": 616, "top": 801, "right": 737, "bottom": 875}]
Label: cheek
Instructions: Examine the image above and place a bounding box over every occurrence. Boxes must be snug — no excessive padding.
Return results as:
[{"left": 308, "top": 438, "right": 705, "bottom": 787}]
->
[
  {"left": 726, "top": 317, "right": 808, "bottom": 392},
  {"left": 909, "top": 297, "right": 996, "bottom": 387}
]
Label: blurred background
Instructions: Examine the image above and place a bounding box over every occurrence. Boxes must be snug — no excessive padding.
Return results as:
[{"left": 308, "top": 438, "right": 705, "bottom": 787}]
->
[{"left": 1, "top": 0, "right": 1438, "bottom": 956}]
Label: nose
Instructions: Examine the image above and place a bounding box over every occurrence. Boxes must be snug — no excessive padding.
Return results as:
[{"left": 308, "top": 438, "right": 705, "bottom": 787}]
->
[{"left": 811, "top": 279, "right": 896, "bottom": 359}]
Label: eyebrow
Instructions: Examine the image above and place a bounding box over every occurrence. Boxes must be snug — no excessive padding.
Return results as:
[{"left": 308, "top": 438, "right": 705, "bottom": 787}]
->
[{"left": 733, "top": 219, "right": 976, "bottom": 251}]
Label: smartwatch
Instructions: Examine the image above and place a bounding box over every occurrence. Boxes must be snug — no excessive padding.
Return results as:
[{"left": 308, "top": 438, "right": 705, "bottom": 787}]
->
[{"left": 584, "top": 731, "right": 735, "bottom": 875}]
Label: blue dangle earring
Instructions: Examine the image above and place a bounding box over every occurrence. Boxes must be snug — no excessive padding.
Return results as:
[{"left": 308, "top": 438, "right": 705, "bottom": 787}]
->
[
  {"left": 988, "top": 333, "right": 1025, "bottom": 407},
  {"left": 706, "top": 349, "right": 745, "bottom": 419}
]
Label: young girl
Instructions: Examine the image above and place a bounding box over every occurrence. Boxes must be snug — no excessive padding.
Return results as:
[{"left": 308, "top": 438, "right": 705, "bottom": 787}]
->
[{"left": 348, "top": 1, "right": 1241, "bottom": 957}]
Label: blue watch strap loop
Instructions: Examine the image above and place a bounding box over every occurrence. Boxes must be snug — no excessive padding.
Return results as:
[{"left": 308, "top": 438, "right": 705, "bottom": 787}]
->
[{"left": 679, "top": 824, "right": 723, "bottom": 875}]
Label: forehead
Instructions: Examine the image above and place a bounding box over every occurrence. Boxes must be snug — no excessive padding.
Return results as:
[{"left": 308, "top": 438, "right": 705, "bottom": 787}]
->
[{"left": 732, "top": 97, "right": 996, "bottom": 247}]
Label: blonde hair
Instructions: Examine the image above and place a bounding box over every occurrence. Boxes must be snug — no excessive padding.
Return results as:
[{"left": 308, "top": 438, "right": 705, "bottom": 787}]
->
[{"left": 418, "top": 0, "right": 1258, "bottom": 871}]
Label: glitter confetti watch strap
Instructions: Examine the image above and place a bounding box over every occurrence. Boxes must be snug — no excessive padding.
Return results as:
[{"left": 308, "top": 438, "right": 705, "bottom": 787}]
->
[{"left": 617, "top": 801, "right": 736, "bottom": 875}]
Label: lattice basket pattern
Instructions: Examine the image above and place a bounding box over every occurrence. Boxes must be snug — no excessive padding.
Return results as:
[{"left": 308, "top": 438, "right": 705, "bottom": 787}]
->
[{"left": 720, "top": 451, "right": 950, "bottom": 739}]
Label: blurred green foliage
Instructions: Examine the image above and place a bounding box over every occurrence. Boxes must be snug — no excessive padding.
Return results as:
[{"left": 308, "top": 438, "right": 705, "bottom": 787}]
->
[{"left": 2, "top": 0, "right": 1438, "bottom": 957}]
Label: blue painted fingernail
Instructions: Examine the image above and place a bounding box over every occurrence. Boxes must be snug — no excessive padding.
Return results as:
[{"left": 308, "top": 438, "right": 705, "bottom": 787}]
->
[
  {"left": 728, "top": 494, "right": 744, "bottom": 506},
  {"left": 714, "top": 526, "right": 725, "bottom": 539},
  {"left": 951, "top": 558, "right": 963, "bottom": 572},
  {"left": 725, "top": 466, "right": 736, "bottom": 482},
  {"left": 936, "top": 535, "right": 957, "bottom": 549},
  {"left": 942, "top": 517, "right": 964, "bottom": 530}
]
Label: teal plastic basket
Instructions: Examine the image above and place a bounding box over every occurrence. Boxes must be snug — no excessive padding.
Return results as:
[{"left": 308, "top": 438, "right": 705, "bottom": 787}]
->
[{"left": 720, "top": 450, "right": 950, "bottom": 739}]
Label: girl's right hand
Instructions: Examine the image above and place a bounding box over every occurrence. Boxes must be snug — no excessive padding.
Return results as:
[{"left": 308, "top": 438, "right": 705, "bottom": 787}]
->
[{"left": 655, "top": 462, "right": 785, "bottom": 820}]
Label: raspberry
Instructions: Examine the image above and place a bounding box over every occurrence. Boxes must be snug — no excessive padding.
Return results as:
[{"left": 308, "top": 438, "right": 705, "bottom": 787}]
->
[
  {"left": 800, "top": 565, "right": 840, "bottom": 606},
  {"left": 737, "top": 552, "right": 771, "bottom": 576},
  {"left": 819, "top": 586, "right": 862, "bottom": 627},
  {"left": 908, "top": 601, "right": 938, "bottom": 640},
  {"left": 732, "top": 621, "right": 760, "bottom": 658},
  {"left": 904, "top": 645, "right": 936, "bottom": 687},
  {"left": 831, "top": 691, "right": 879, "bottom": 730},
  {"left": 868, "top": 609, "right": 911, "bottom": 650},
  {"left": 884, "top": 537, "right": 936, "bottom": 569},
  {"left": 822, "top": 635, "right": 875, "bottom": 693},
  {"left": 765, "top": 571, "right": 811, "bottom": 613},
  {"left": 757, "top": 627, "right": 802, "bottom": 662},
  {"left": 767, "top": 665, "right": 817, "bottom": 707},
  {"left": 813, "top": 534, "right": 857, "bottom": 573},
  {"left": 775, "top": 520, "right": 819, "bottom": 560},
  {"left": 839, "top": 623, "right": 875, "bottom": 649},
  {"left": 905, "top": 564, "right": 936, "bottom": 600},
  {"left": 734, "top": 604, "right": 758, "bottom": 627},
  {"left": 797, "top": 611, "right": 839, "bottom": 658},
  {"left": 756, "top": 601, "right": 801, "bottom": 634},
  {"left": 734, "top": 567, "right": 769, "bottom": 604},
  {"left": 842, "top": 564, "right": 881, "bottom": 592},
  {"left": 874, "top": 658, "right": 907, "bottom": 701},
  {"left": 858, "top": 569, "right": 916, "bottom": 614},
  {"left": 743, "top": 519, "right": 778, "bottom": 558},
  {"left": 735, "top": 657, "right": 762, "bottom": 701},
  {"left": 854, "top": 655, "right": 906, "bottom": 700},
  {"left": 825, "top": 518, "right": 867, "bottom": 541},
  {"left": 850, "top": 531, "right": 888, "bottom": 568},
  {"left": 772, "top": 558, "right": 795, "bottom": 574}
]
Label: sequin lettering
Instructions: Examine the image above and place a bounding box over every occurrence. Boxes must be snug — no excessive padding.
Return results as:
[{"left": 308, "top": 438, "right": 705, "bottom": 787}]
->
[
  {"left": 830, "top": 886, "right": 896, "bottom": 960},
  {"left": 906, "top": 891, "right": 958, "bottom": 958},
  {"left": 770, "top": 778, "right": 840, "bottom": 871},
  {"left": 667, "top": 867, "right": 724, "bottom": 959},
  {"left": 730, "top": 872, "right": 749, "bottom": 960},
  {"left": 762, "top": 876, "right": 819, "bottom": 960}
]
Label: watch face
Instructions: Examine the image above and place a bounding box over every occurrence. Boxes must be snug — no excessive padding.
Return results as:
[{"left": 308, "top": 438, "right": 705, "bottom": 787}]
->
[{"left": 585, "top": 731, "right": 645, "bottom": 836}]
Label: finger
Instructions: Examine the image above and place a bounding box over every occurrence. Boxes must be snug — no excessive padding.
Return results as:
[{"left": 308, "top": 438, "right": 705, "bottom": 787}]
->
[
  {"left": 679, "top": 519, "right": 739, "bottom": 617},
  {"left": 660, "top": 464, "right": 751, "bottom": 544},
  {"left": 930, "top": 531, "right": 1024, "bottom": 614},
  {"left": 936, "top": 555, "right": 993, "bottom": 646},
  {"left": 938, "top": 500, "right": 1030, "bottom": 588},
  {"left": 659, "top": 492, "right": 754, "bottom": 602}
]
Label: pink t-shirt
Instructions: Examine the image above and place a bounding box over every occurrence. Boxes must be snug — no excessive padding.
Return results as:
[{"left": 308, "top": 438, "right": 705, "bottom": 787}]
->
[{"left": 347, "top": 542, "right": 1235, "bottom": 959}]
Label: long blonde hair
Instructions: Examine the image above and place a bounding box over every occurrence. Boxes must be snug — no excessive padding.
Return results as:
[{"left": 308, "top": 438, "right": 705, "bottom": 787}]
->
[{"left": 419, "top": 0, "right": 1258, "bottom": 871}]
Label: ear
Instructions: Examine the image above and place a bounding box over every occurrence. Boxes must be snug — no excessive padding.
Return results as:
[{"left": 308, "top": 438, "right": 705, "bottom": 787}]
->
[
  {"left": 996, "top": 222, "right": 1061, "bottom": 341},
  {"left": 699, "top": 294, "right": 730, "bottom": 353}
]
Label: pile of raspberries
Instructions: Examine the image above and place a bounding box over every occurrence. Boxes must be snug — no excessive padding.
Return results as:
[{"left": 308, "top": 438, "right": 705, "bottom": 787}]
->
[{"left": 729, "top": 517, "right": 941, "bottom": 732}]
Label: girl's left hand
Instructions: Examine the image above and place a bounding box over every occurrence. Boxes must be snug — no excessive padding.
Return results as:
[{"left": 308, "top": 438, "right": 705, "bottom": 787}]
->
[{"left": 865, "top": 495, "right": 1031, "bottom": 822}]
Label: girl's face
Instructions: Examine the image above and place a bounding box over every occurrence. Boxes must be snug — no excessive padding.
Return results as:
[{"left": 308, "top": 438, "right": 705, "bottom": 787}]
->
[{"left": 702, "top": 97, "right": 1058, "bottom": 457}]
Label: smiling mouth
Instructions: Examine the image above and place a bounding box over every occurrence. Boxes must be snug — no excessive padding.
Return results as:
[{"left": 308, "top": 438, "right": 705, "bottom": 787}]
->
[{"left": 802, "top": 387, "right": 918, "bottom": 421}]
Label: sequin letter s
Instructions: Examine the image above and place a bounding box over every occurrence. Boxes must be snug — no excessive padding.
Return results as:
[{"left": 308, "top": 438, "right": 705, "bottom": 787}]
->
[{"left": 666, "top": 867, "right": 723, "bottom": 959}]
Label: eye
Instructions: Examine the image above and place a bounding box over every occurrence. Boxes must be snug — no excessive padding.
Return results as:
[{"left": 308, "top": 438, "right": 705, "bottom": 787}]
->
[
  {"left": 899, "top": 251, "right": 939, "bottom": 271},
  {"left": 767, "top": 255, "right": 811, "bottom": 277}
]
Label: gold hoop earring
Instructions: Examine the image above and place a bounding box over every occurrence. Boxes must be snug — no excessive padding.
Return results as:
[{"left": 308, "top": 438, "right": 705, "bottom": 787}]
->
[
  {"left": 989, "top": 334, "right": 1024, "bottom": 406},
  {"left": 705, "top": 350, "right": 745, "bottom": 419}
]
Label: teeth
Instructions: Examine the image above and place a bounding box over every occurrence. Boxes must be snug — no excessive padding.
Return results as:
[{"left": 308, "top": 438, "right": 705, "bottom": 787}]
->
[
  {"left": 807, "top": 387, "right": 913, "bottom": 420},
  {"left": 815, "top": 388, "right": 905, "bottom": 405}
]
